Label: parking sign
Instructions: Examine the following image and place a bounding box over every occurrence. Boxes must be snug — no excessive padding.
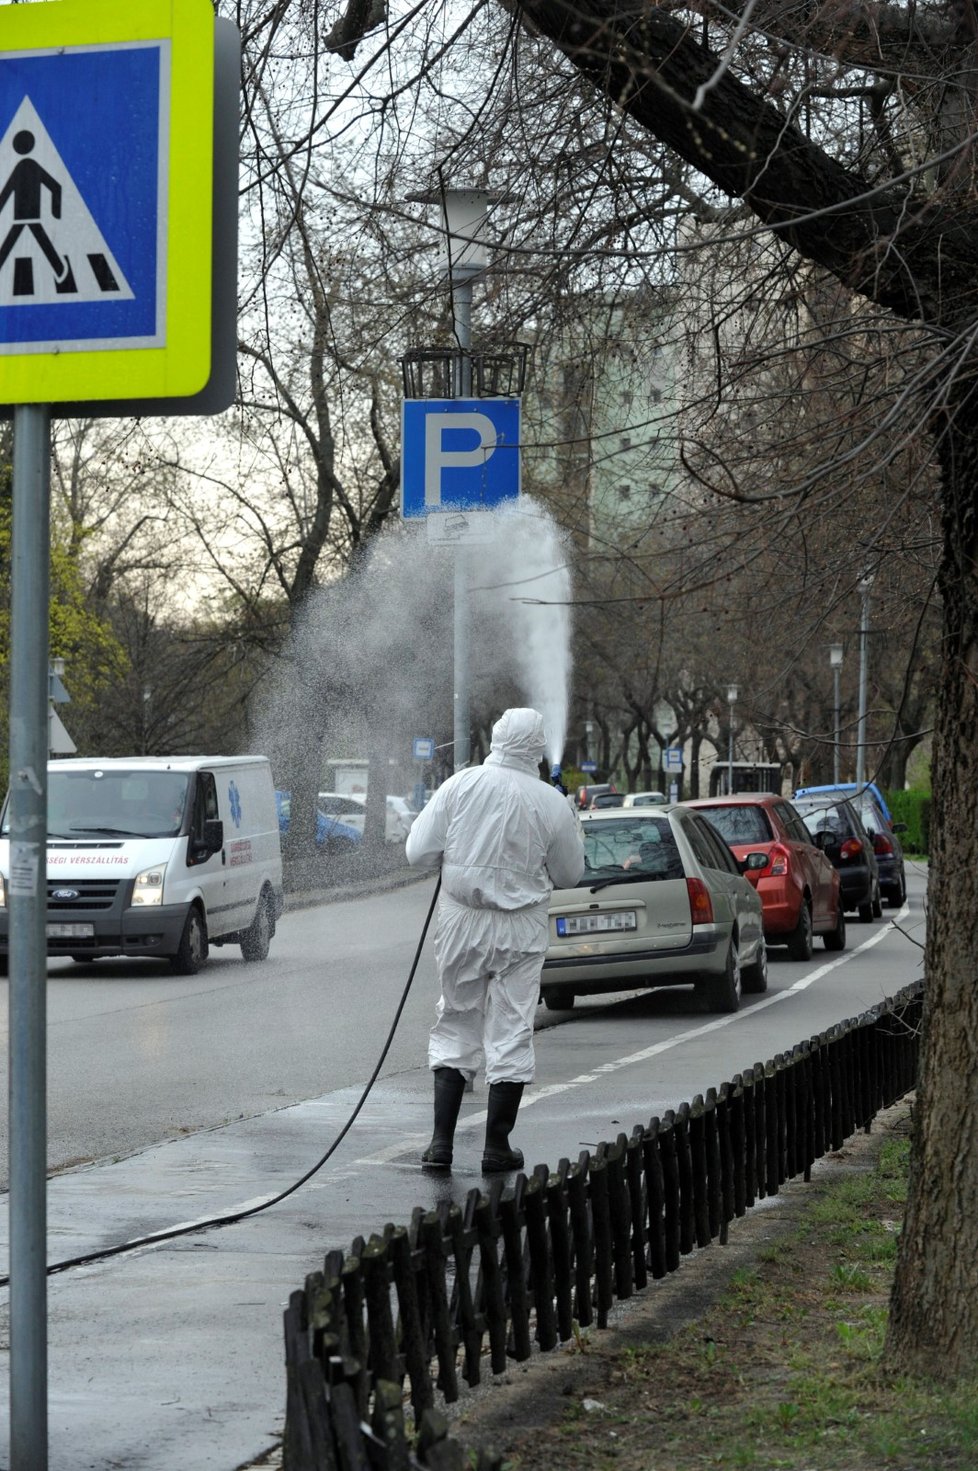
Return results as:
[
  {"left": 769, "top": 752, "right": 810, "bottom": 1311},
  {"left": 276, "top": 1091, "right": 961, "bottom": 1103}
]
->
[{"left": 401, "top": 398, "right": 520, "bottom": 518}]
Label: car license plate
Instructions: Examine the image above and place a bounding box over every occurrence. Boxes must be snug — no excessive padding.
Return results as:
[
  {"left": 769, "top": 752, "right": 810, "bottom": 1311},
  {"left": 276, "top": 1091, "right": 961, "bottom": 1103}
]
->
[
  {"left": 46, "top": 923, "right": 94, "bottom": 939},
  {"left": 556, "top": 911, "right": 637, "bottom": 937}
]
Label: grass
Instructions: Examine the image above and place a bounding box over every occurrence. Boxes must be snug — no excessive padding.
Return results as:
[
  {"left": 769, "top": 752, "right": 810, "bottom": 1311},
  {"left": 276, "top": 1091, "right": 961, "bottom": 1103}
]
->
[{"left": 454, "top": 1109, "right": 978, "bottom": 1471}]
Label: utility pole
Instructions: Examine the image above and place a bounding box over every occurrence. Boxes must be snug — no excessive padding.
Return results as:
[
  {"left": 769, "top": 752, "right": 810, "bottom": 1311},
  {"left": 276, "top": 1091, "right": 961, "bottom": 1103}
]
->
[
  {"left": 829, "top": 644, "right": 844, "bottom": 784},
  {"left": 726, "top": 684, "right": 738, "bottom": 795},
  {"left": 856, "top": 576, "right": 874, "bottom": 788}
]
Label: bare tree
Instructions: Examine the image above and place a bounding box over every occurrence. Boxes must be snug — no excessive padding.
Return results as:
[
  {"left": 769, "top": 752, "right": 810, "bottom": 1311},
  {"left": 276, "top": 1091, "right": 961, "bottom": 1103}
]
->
[
  {"left": 412, "top": 0, "right": 977, "bottom": 1376},
  {"left": 254, "top": 0, "right": 976, "bottom": 1373}
]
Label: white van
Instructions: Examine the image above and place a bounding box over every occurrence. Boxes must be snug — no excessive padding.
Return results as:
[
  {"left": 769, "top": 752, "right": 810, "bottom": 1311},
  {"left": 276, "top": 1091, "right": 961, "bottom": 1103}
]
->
[{"left": 0, "top": 756, "right": 284, "bottom": 974}]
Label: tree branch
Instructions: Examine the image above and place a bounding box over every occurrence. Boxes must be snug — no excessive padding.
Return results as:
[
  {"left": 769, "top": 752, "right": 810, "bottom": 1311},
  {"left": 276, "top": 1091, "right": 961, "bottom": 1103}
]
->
[{"left": 516, "top": 0, "right": 978, "bottom": 329}]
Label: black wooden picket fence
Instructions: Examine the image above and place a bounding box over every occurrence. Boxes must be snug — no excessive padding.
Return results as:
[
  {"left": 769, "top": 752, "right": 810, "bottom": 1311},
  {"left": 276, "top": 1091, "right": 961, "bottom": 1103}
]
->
[{"left": 283, "top": 982, "right": 923, "bottom": 1470}]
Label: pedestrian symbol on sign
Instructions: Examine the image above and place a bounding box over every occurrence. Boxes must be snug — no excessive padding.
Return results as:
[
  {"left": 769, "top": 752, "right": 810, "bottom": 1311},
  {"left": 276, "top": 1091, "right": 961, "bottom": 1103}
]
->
[{"left": 0, "top": 97, "right": 133, "bottom": 306}]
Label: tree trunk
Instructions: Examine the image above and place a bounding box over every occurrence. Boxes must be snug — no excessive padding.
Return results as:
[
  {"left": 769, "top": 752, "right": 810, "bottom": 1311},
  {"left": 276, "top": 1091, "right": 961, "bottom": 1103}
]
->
[{"left": 887, "top": 394, "right": 978, "bottom": 1375}]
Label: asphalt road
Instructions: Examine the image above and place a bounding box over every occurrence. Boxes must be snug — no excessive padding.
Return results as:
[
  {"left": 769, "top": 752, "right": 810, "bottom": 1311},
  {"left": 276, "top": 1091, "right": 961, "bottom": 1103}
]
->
[{"left": 0, "top": 865, "right": 927, "bottom": 1189}]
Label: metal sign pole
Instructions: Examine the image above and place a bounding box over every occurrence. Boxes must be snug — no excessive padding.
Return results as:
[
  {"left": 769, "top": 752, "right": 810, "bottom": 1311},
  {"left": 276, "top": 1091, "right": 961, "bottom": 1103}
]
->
[{"left": 8, "top": 403, "right": 51, "bottom": 1469}]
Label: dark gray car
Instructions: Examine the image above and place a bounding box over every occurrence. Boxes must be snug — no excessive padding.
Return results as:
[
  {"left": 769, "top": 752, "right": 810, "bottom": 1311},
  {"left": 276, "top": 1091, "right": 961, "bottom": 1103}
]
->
[
  {"left": 794, "top": 783, "right": 907, "bottom": 907},
  {"left": 791, "top": 796, "right": 881, "bottom": 921}
]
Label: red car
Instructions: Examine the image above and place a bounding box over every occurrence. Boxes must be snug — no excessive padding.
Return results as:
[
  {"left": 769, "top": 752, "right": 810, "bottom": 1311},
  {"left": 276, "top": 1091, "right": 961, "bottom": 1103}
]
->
[{"left": 684, "top": 794, "right": 845, "bottom": 959}]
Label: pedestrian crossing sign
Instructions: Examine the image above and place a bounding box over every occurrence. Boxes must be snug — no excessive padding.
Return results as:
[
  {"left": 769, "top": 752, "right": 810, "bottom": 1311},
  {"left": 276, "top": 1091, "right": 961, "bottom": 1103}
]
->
[{"left": 0, "top": 0, "right": 214, "bottom": 404}]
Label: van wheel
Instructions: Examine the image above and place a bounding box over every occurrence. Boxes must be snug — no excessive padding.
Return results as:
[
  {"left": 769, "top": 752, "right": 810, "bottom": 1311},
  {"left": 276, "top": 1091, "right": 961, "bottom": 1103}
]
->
[
  {"left": 241, "top": 893, "right": 273, "bottom": 963},
  {"left": 171, "top": 907, "right": 208, "bottom": 975}
]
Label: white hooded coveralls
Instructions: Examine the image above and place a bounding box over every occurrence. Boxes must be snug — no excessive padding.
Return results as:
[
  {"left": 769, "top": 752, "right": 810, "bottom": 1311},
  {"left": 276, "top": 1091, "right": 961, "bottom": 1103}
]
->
[{"left": 406, "top": 708, "right": 585, "bottom": 1083}]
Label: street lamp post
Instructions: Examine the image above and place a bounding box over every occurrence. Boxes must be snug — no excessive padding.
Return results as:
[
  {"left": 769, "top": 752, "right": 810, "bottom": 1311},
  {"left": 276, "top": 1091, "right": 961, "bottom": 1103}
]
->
[
  {"left": 829, "top": 644, "right": 844, "bottom": 784},
  {"left": 727, "top": 684, "right": 738, "bottom": 795},
  {"left": 408, "top": 186, "right": 505, "bottom": 772},
  {"left": 856, "top": 576, "right": 874, "bottom": 788}
]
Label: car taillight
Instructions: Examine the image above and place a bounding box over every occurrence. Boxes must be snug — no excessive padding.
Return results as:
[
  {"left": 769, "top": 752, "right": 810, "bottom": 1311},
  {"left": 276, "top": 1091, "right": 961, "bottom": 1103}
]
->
[
  {"left": 873, "top": 834, "right": 894, "bottom": 856},
  {"left": 840, "top": 838, "right": 863, "bottom": 860},
  {"left": 768, "top": 843, "right": 789, "bottom": 876},
  {"left": 687, "top": 877, "right": 714, "bottom": 925}
]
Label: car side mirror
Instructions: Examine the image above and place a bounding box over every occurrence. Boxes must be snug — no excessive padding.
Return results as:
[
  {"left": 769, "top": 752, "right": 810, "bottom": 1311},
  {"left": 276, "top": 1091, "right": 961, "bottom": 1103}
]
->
[
  {"left": 813, "top": 830, "right": 830, "bottom": 850},
  {"left": 740, "top": 851, "right": 768, "bottom": 872},
  {"left": 892, "top": 821, "right": 908, "bottom": 834}
]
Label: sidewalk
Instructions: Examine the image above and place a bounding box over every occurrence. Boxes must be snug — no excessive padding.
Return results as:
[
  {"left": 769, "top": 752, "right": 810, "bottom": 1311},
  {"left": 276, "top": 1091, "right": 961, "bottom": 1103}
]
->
[
  {"left": 2, "top": 1058, "right": 842, "bottom": 1471},
  {"left": 1, "top": 864, "right": 435, "bottom": 1471},
  {"left": 1, "top": 1070, "right": 454, "bottom": 1470}
]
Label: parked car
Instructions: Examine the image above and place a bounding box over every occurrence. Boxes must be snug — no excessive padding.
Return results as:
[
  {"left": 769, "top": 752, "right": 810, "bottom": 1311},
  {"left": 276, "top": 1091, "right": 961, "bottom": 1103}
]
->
[
  {"left": 541, "top": 806, "right": 767, "bottom": 1014},
  {"left": 276, "top": 794, "right": 360, "bottom": 853},
  {"left": 588, "top": 792, "right": 625, "bottom": 809},
  {"left": 685, "top": 794, "right": 845, "bottom": 959},
  {"left": 623, "top": 791, "right": 667, "bottom": 807},
  {"left": 385, "top": 795, "right": 419, "bottom": 841},
  {"left": 795, "top": 780, "right": 893, "bottom": 823},
  {"left": 790, "top": 796, "right": 881, "bottom": 921},
  {"left": 318, "top": 792, "right": 418, "bottom": 844},
  {"left": 794, "top": 783, "right": 907, "bottom": 907},
  {"left": 275, "top": 790, "right": 361, "bottom": 851},
  {"left": 577, "top": 782, "right": 617, "bottom": 809}
]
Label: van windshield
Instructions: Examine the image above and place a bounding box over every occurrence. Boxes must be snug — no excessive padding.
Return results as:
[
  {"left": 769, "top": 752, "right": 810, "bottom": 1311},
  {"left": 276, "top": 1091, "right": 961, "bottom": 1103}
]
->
[{"left": 1, "top": 770, "right": 191, "bottom": 839}]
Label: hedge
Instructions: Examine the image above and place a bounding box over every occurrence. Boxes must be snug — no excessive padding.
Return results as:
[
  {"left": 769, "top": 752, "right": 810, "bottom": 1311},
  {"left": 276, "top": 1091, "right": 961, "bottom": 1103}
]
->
[{"left": 885, "top": 788, "right": 930, "bottom": 856}]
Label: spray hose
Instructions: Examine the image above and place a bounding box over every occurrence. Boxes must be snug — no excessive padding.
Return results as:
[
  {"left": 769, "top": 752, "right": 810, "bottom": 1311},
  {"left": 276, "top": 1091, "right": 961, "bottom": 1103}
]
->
[{"left": 0, "top": 873, "right": 443, "bottom": 1287}]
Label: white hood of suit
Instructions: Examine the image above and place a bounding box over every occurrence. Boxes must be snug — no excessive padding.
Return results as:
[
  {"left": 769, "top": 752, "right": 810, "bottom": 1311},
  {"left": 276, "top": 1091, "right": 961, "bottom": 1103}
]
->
[
  {"left": 405, "top": 707, "right": 583, "bottom": 911},
  {"left": 484, "top": 707, "right": 548, "bottom": 776}
]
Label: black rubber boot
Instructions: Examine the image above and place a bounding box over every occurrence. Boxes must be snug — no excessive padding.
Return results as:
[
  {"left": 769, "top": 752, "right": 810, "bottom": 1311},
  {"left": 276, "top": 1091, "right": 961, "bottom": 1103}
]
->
[
  {"left": 481, "top": 1080, "right": 525, "bottom": 1174},
  {"left": 422, "top": 1067, "right": 466, "bottom": 1169}
]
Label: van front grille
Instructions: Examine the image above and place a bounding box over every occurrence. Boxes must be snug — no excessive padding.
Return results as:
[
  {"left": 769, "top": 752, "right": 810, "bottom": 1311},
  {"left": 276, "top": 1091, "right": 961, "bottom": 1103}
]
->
[{"left": 47, "top": 879, "right": 122, "bottom": 911}]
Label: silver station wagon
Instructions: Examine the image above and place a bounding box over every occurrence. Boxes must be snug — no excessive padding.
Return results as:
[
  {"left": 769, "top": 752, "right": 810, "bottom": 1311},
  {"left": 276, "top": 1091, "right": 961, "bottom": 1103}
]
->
[{"left": 541, "top": 805, "right": 767, "bottom": 1014}]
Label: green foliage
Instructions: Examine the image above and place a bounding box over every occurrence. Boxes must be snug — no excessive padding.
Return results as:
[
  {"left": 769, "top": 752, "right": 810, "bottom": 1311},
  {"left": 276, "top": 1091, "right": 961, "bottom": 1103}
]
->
[
  {"left": 0, "top": 495, "right": 128, "bottom": 789},
  {"left": 886, "top": 788, "right": 931, "bottom": 855}
]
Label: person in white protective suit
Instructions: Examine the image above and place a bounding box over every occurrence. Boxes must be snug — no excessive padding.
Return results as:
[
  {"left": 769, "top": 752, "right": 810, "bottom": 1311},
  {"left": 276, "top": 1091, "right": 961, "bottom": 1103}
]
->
[{"left": 405, "top": 708, "right": 585, "bottom": 1173}]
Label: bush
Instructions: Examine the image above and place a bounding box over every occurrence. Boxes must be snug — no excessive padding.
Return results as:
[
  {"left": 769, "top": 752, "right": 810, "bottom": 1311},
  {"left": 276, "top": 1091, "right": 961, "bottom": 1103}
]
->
[{"left": 885, "top": 788, "right": 930, "bottom": 855}]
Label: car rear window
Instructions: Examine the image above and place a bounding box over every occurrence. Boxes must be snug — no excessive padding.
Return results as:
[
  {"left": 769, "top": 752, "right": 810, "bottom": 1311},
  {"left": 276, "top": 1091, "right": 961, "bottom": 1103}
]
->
[
  {"left": 795, "top": 803, "right": 852, "bottom": 839},
  {"left": 698, "top": 804, "right": 772, "bottom": 845},
  {"left": 579, "top": 817, "right": 685, "bottom": 884},
  {"left": 853, "top": 798, "right": 885, "bottom": 834}
]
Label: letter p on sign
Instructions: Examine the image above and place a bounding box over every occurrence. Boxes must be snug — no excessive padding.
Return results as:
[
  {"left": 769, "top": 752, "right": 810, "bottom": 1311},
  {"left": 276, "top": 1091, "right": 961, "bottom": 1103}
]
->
[{"left": 424, "top": 412, "right": 497, "bottom": 507}]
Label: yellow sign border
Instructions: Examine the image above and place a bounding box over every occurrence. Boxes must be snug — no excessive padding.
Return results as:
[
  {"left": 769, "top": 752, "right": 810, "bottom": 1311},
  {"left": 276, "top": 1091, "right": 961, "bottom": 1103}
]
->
[{"left": 0, "top": 0, "right": 213, "bottom": 403}]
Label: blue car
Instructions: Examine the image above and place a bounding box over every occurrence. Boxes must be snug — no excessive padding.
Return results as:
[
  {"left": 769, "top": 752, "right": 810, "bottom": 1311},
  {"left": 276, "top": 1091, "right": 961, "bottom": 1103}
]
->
[
  {"left": 274, "top": 790, "right": 362, "bottom": 851},
  {"left": 795, "top": 782, "right": 893, "bottom": 825}
]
